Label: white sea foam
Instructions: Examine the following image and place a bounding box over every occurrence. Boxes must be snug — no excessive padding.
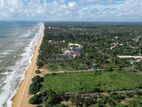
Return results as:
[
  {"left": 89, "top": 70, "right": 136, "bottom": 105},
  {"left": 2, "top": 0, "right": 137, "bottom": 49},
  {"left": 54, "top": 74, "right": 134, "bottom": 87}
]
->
[
  {"left": 6, "top": 50, "right": 15, "bottom": 52},
  {"left": 0, "top": 52, "right": 10, "bottom": 55},
  {"left": 0, "top": 50, "right": 14, "bottom": 55},
  {"left": 0, "top": 22, "right": 45, "bottom": 107},
  {"left": 1, "top": 72, "right": 9, "bottom": 75}
]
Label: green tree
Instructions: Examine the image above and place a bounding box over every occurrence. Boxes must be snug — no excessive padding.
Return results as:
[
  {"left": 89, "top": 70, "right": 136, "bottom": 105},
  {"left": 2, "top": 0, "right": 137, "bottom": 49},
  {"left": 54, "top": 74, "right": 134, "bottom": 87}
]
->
[
  {"left": 29, "top": 94, "right": 42, "bottom": 104},
  {"left": 29, "top": 82, "right": 42, "bottom": 95},
  {"left": 32, "top": 75, "right": 44, "bottom": 83}
]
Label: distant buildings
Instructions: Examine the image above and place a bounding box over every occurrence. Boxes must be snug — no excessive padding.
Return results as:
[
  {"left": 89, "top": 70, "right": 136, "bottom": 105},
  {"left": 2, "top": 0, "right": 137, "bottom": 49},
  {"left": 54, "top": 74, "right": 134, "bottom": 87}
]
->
[
  {"left": 63, "top": 49, "right": 81, "bottom": 58},
  {"left": 68, "top": 43, "right": 83, "bottom": 49},
  {"left": 63, "top": 43, "right": 83, "bottom": 58},
  {"left": 117, "top": 56, "right": 142, "bottom": 59},
  {"left": 52, "top": 43, "right": 83, "bottom": 61}
]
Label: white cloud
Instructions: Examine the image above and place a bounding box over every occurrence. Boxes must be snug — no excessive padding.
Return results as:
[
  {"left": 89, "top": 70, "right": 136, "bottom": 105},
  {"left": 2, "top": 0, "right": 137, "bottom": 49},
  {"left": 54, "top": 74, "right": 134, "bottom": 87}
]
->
[
  {"left": 80, "top": 0, "right": 125, "bottom": 5},
  {"left": 0, "top": 0, "right": 141, "bottom": 21},
  {"left": 117, "top": 0, "right": 142, "bottom": 17},
  {"left": 68, "top": 2, "right": 77, "bottom": 8}
]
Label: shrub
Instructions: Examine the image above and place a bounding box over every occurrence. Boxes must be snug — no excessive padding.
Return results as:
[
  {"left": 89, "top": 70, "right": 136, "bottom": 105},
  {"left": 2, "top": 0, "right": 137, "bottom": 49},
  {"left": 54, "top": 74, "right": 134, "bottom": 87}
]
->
[
  {"left": 36, "top": 105, "right": 43, "bottom": 107},
  {"left": 106, "top": 67, "right": 113, "bottom": 72},
  {"left": 29, "top": 82, "right": 42, "bottom": 95},
  {"left": 37, "top": 60, "right": 44, "bottom": 68},
  {"left": 29, "top": 75, "right": 44, "bottom": 95},
  {"left": 45, "top": 89, "right": 63, "bottom": 105},
  {"left": 45, "top": 104, "right": 66, "bottom": 107},
  {"left": 45, "top": 103, "right": 53, "bottom": 107},
  {"left": 46, "top": 93, "right": 62, "bottom": 105},
  {"left": 52, "top": 104, "right": 66, "bottom": 107},
  {"left": 29, "top": 94, "right": 42, "bottom": 104},
  {"left": 32, "top": 75, "right": 44, "bottom": 83}
]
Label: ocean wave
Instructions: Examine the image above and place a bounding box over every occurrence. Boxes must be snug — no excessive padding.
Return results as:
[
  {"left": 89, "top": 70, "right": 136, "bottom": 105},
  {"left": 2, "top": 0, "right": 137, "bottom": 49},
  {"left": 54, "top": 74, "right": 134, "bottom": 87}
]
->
[
  {"left": 0, "top": 52, "right": 10, "bottom": 55},
  {"left": 6, "top": 50, "right": 15, "bottom": 52},
  {"left": 0, "top": 22, "right": 45, "bottom": 107},
  {"left": 0, "top": 50, "right": 14, "bottom": 55}
]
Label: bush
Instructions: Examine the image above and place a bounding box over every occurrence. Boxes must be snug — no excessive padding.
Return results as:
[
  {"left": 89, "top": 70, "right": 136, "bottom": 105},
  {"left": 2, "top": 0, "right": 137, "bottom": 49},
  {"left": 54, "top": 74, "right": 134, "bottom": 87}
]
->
[
  {"left": 106, "top": 67, "right": 113, "bottom": 72},
  {"left": 36, "top": 105, "right": 43, "bottom": 107},
  {"left": 29, "top": 82, "right": 42, "bottom": 95},
  {"left": 52, "top": 104, "right": 66, "bottom": 107},
  {"left": 32, "top": 75, "right": 44, "bottom": 83},
  {"left": 37, "top": 61, "right": 44, "bottom": 68},
  {"left": 29, "top": 94, "right": 42, "bottom": 104},
  {"left": 45, "top": 89, "right": 63, "bottom": 105},
  {"left": 29, "top": 75, "right": 44, "bottom": 95},
  {"left": 45, "top": 104, "right": 66, "bottom": 107},
  {"left": 46, "top": 93, "right": 62, "bottom": 105}
]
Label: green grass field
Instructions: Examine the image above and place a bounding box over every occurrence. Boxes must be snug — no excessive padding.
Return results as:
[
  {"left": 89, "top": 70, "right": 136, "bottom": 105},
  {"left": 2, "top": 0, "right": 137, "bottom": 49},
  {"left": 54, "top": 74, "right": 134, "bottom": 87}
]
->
[{"left": 41, "top": 71, "right": 142, "bottom": 93}]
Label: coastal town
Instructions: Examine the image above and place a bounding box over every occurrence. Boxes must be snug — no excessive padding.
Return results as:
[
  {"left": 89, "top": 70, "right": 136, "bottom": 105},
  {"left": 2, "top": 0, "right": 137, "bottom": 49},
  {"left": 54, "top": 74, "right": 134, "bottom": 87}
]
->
[{"left": 0, "top": 0, "right": 141, "bottom": 107}]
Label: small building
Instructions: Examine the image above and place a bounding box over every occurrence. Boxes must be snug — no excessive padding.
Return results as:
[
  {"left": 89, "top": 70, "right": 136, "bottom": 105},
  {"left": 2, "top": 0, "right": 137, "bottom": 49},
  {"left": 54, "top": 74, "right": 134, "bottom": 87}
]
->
[
  {"left": 68, "top": 43, "right": 83, "bottom": 49},
  {"left": 63, "top": 50, "right": 72, "bottom": 56}
]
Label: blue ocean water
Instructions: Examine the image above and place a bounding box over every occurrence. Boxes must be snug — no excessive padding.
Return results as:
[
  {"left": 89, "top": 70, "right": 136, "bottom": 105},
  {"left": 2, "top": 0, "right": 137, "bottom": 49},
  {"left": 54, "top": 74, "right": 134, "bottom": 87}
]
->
[{"left": 0, "top": 21, "right": 44, "bottom": 107}]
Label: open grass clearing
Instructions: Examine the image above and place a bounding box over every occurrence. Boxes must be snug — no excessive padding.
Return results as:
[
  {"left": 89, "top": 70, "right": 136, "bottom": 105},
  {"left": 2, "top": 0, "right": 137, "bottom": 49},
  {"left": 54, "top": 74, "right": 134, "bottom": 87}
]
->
[{"left": 41, "top": 71, "right": 142, "bottom": 93}]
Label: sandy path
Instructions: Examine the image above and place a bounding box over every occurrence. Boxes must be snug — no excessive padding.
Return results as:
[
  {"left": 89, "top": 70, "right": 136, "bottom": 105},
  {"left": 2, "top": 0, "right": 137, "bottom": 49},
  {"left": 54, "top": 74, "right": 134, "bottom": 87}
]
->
[{"left": 12, "top": 31, "right": 44, "bottom": 107}]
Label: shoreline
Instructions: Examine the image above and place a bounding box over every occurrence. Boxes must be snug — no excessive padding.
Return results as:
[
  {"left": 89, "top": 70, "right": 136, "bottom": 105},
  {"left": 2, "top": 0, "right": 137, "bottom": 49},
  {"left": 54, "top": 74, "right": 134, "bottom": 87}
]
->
[{"left": 12, "top": 26, "right": 44, "bottom": 107}]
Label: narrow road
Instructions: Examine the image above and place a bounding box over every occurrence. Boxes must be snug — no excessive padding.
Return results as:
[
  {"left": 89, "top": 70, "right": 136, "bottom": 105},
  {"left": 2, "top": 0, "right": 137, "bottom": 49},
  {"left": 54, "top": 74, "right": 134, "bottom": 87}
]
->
[{"left": 65, "top": 89, "right": 142, "bottom": 97}]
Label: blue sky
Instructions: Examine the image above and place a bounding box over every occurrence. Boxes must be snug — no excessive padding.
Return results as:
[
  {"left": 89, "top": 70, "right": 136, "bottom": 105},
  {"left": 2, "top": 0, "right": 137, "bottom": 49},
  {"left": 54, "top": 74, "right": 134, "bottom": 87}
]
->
[{"left": 0, "top": 0, "right": 141, "bottom": 21}]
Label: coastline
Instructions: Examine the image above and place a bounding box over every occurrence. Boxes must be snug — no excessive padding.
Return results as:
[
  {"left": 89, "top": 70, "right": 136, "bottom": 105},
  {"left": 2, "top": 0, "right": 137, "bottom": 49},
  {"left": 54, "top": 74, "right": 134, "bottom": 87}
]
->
[{"left": 12, "top": 26, "right": 44, "bottom": 107}]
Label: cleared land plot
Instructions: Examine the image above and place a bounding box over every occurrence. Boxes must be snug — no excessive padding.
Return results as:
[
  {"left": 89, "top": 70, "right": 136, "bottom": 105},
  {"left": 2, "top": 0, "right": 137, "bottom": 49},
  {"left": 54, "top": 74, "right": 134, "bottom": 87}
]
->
[{"left": 41, "top": 71, "right": 142, "bottom": 93}]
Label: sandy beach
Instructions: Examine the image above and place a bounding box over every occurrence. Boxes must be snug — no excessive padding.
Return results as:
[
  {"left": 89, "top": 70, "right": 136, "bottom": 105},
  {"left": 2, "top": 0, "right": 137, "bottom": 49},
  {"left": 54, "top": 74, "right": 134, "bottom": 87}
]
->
[{"left": 12, "top": 30, "right": 44, "bottom": 107}]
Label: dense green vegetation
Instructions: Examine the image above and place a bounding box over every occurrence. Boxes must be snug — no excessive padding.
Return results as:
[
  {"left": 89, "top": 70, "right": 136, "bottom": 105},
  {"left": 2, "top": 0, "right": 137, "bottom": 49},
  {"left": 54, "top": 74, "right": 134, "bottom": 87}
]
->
[
  {"left": 37, "top": 23, "right": 142, "bottom": 72},
  {"left": 29, "top": 91, "right": 142, "bottom": 107},
  {"left": 69, "top": 92, "right": 142, "bottom": 107},
  {"left": 30, "top": 23, "right": 142, "bottom": 107}
]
